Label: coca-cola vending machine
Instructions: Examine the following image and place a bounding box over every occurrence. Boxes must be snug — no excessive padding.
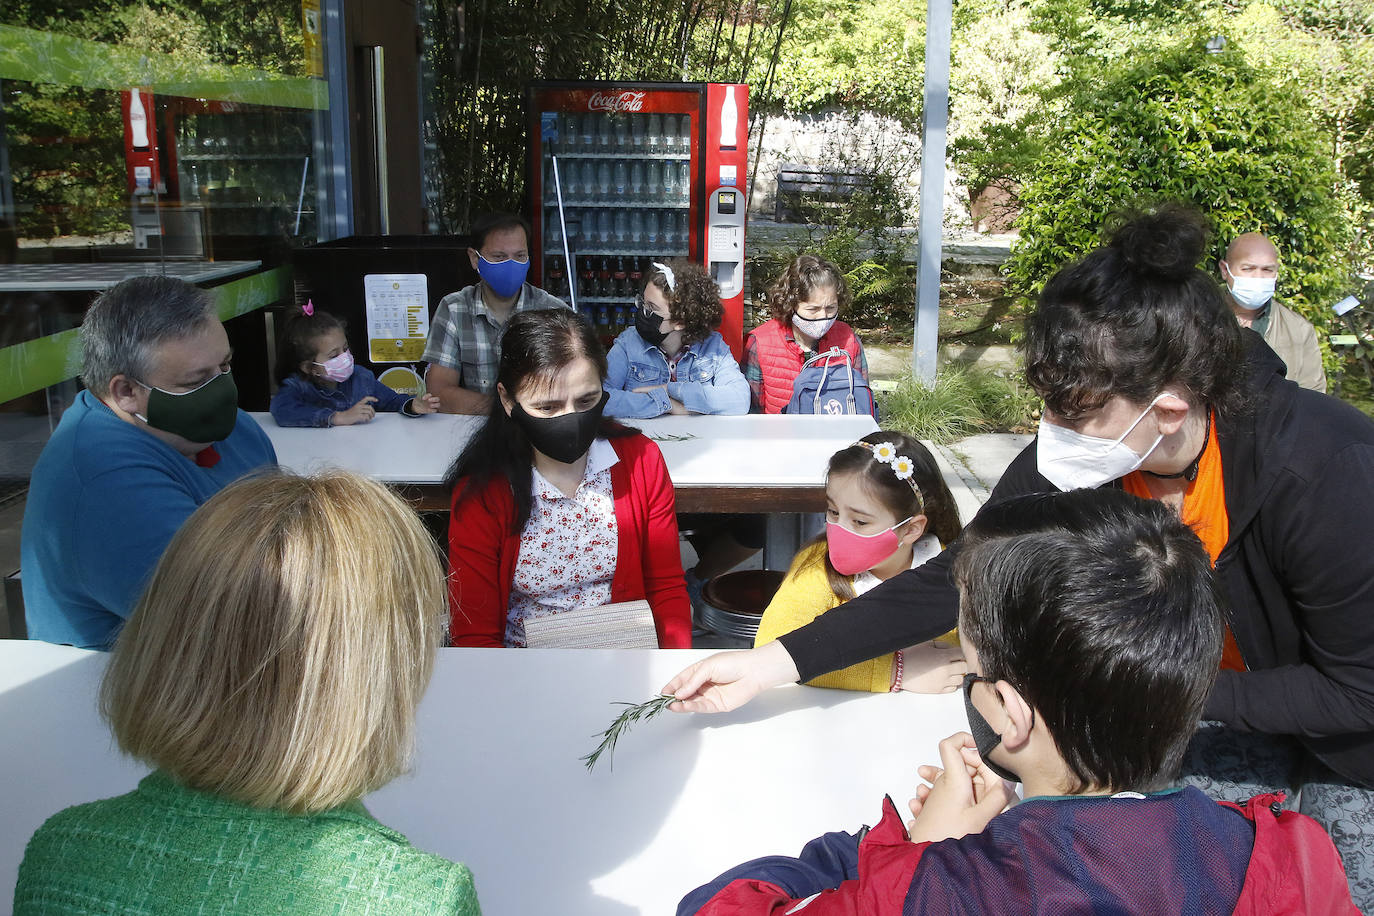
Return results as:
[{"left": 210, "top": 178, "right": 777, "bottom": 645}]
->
[{"left": 527, "top": 81, "right": 749, "bottom": 357}]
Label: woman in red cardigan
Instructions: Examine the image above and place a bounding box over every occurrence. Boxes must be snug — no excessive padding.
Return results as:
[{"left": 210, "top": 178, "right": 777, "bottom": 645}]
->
[{"left": 445, "top": 308, "right": 691, "bottom": 648}]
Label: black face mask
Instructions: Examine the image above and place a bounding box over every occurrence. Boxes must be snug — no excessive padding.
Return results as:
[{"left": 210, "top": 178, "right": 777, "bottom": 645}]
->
[
  {"left": 510, "top": 391, "right": 608, "bottom": 464},
  {"left": 635, "top": 306, "right": 671, "bottom": 348},
  {"left": 962, "top": 673, "right": 1025, "bottom": 784}
]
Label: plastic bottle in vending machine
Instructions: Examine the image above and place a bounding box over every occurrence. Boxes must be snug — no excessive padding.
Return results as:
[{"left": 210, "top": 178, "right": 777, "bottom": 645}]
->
[
  {"left": 630, "top": 161, "right": 645, "bottom": 199},
  {"left": 613, "top": 257, "right": 629, "bottom": 298},
  {"left": 631, "top": 115, "right": 645, "bottom": 149},
  {"left": 581, "top": 116, "right": 595, "bottom": 152},
  {"left": 613, "top": 211, "right": 628, "bottom": 244},
  {"left": 563, "top": 113, "right": 579, "bottom": 153},
  {"left": 614, "top": 115, "right": 629, "bottom": 150},
  {"left": 598, "top": 257, "right": 613, "bottom": 297},
  {"left": 674, "top": 212, "right": 689, "bottom": 251},
  {"left": 677, "top": 161, "right": 691, "bottom": 202},
  {"left": 647, "top": 113, "right": 662, "bottom": 150},
  {"left": 663, "top": 115, "right": 677, "bottom": 153},
  {"left": 645, "top": 211, "right": 660, "bottom": 249},
  {"left": 662, "top": 212, "right": 677, "bottom": 249},
  {"left": 597, "top": 162, "right": 612, "bottom": 196},
  {"left": 679, "top": 114, "right": 693, "bottom": 152},
  {"left": 597, "top": 305, "right": 611, "bottom": 331},
  {"left": 629, "top": 211, "right": 643, "bottom": 245},
  {"left": 598, "top": 211, "right": 613, "bottom": 244},
  {"left": 629, "top": 256, "right": 644, "bottom": 291},
  {"left": 662, "top": 161, "right": 677, "bottom": 200},
  {"left": 614, "top": 305, "right": 630, "bottom": 333},
  {"left": 548, "top": 213, "right": 563, "bottom": 246},
  {"left": 646, "top": 162, "right": 662, "bottom": 201},
  {"left": 613, "top": 161, "right": 628, "bottom": 197},
  {"left": 563, "top": 161, "right": 579, "bottom": 197},
  {"left": 600, "top": 113, "right": 615, "bottom": 150},
  {"left": 580, "top": 256, "right": 597, "bottom": 298},
  {"left": 546, "top": 256, "right": 566, "bottom": 298}
]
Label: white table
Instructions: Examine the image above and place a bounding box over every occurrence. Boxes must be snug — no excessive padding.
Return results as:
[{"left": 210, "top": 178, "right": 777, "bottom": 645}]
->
[
  {"left": 0, "top": 641, "right": 966, "bottom": 916},
  {"left": 254, "top": 412, "right": 881, "bottom": 567}
]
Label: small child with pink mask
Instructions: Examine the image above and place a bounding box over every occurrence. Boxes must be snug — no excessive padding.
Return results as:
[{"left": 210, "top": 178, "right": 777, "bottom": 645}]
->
[
  {"left": 269, "top": 302, "right": 440, "bottom": 427},
  {"left": 754, "top": 431, "right": 966, "bottom": 693}
]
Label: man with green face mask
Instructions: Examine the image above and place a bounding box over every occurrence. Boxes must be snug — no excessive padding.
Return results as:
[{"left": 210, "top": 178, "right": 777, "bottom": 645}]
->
[{"left": 21, "top": 276, "right": 277, "bottom": 649}]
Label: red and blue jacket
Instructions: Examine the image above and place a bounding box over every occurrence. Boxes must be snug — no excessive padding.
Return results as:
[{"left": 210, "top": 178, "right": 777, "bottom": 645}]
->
[{"left": 679, "top": 788, "right": 1358, "bottom": 915}]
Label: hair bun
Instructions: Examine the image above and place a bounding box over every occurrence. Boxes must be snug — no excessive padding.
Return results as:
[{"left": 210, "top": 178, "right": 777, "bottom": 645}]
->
[{"left": 1108, "top": 203, "right": 1208, "bottom": 280}]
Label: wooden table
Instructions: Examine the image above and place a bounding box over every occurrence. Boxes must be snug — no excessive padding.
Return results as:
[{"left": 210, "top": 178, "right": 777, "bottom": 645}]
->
[{"left": 0, "top": 640, "right": 967, "bottom": 916}]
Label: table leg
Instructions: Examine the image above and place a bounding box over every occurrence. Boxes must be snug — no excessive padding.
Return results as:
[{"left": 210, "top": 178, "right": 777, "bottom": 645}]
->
[{"left": 764, "top": 512, "right": 826, "bottom": 569}]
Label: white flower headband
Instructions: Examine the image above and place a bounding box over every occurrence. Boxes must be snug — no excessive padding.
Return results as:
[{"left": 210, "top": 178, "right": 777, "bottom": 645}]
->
[
  {"left": 851, "top": 440, "right": 924, "bottom": 510},
  {"left": 652, "top": 261, "right": 676, "bottom": 292}
]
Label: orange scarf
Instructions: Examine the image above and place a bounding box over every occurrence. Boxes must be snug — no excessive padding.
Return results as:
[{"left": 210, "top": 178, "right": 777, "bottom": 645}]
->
[{"left": 1123, "top": 415, "right": 1245, "bottom": 671}]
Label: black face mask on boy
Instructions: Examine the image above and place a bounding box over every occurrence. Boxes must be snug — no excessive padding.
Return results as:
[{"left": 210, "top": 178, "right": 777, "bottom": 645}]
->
[
  {"left": 962, "top": 672, "right": 1028, "bottom": 784},
  {"left": 509, "top": 391, "right": 609, "bottom": 465}
]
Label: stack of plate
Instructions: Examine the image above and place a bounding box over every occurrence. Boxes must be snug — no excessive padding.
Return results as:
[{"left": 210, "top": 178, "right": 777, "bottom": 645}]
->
[{"left": 697, "top": 570, "right": 787, "bottom": 642}]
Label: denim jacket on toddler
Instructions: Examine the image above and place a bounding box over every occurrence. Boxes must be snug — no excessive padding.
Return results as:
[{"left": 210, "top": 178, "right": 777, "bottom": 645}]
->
[
  {"left": 604, "top": 328, "right": 749, "bottom": 419},
  {"left": 270, "top": 367, "right": 414, "bottom": 427}
]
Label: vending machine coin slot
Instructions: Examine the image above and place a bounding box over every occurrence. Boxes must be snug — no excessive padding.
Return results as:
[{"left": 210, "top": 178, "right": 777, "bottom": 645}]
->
[{"left": 706, "top": 187, "right": 744, "bottom": 299}]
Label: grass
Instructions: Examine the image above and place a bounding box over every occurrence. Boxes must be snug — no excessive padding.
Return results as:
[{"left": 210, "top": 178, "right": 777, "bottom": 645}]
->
[{"left": 877, "top": 366, "right": 1040, "bottom": 444}]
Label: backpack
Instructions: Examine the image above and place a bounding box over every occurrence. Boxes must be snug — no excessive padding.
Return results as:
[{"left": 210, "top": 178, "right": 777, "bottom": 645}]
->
[{"left": 785, "top": 348, "right": 876, "bottom": 417}]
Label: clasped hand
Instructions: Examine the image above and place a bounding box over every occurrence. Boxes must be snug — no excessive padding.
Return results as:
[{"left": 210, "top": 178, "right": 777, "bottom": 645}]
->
[{"left": 905, "top": 732, "right": 1018, "bottom": 845}]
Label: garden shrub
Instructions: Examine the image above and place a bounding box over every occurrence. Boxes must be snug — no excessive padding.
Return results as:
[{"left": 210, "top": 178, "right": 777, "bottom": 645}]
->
[{"left": 1007, "top": 37, "right": 1352, "bottom": 346}]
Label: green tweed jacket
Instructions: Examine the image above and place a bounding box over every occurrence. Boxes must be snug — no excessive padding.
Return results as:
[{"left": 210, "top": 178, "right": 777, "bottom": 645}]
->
[{"left": 14, "top": 771, "right": 480, "bottom": 915}]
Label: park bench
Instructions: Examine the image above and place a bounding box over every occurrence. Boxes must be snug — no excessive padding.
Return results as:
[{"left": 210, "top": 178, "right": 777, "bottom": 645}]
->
[{"left": 773, "top": 162, "right": 881, "bottom": 222}]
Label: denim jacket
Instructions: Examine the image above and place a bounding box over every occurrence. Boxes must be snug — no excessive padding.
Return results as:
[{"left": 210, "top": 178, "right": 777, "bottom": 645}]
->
[
  {"left": 269, "top": 367, "right": 414, "bottom": 427},
  {"left": 604, "top": 328, "right": 750, "bottom": 419}
]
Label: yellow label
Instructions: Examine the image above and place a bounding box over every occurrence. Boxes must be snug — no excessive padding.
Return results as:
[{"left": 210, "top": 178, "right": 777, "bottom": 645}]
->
[
  {"left": 301, "top": 0, "right": 324, "bottom": 79},
  {"left": 371, "top": 338, "right": 425, "bottom": 362},
  {"left": 377, "top": 366, "right": 423, "bottom": 396}
]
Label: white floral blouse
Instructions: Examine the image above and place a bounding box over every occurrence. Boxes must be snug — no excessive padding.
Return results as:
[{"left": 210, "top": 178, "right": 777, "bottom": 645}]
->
[{"left": 506, "top": 439, "right": 620, "bottom": 647}]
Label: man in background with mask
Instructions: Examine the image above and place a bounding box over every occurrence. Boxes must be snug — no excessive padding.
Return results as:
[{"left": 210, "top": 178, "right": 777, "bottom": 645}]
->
[
  {"left": 423, "top": 212, "right": 570, "bottom": 414},
  {"left": 1219, "top": 232, "right": 1326, "bottom": 392},
  {"left": 21, "top": 276, "right": 276, "bottom": 649}
]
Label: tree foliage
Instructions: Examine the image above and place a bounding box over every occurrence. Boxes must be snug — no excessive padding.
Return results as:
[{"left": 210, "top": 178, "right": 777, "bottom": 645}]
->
[{"left": 1007, "top": 38, "right": 1351, "bottom": 339}]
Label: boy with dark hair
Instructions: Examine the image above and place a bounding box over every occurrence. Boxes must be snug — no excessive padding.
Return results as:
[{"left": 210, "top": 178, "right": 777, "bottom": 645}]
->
[
  {"left": 679, "top": 489, "right": 1357, "bottom": 915},
  {"left": 422, "top": 211, "right": 569, "bottom": 414}
]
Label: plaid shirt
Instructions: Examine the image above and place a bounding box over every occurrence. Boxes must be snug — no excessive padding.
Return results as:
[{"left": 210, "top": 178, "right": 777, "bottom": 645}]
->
[{"left": 422, "top": 282, "right": 569, "bottom": 394}]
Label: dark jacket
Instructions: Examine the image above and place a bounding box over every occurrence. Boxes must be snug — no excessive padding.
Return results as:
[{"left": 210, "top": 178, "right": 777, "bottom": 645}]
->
[
  {"left": 777, "top": 335, "right": 1374, "bottom": 788},
  {"left": 679, "top": 790, "right": 1358, "bottom": 915}
]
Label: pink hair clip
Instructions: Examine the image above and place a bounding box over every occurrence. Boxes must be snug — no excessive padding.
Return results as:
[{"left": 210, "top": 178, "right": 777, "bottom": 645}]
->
[{"left": 302, "top": 299, "right": 315, "bottom": 317}]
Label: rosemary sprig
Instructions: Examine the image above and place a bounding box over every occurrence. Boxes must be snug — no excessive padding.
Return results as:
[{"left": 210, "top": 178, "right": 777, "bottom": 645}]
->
[
  {"left": 581, "top": 694, "right": 679, "bottom": 772},
  {"left": 648, "top": 432, "right": 698, "bottom": 442}
]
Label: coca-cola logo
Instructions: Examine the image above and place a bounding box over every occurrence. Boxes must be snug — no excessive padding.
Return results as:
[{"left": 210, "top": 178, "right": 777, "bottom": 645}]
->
[{"left": 588, "top": 91, "right": 646, "bottom": 113}]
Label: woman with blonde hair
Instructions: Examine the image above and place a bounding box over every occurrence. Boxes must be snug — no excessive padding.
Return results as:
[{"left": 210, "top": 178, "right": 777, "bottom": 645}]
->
[{"left": 14, "top": 471, "right": 480, "bottom": 915}]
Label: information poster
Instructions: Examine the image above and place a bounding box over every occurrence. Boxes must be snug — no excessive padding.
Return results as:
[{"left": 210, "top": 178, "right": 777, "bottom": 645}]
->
[{"left": 364, "top": 273, "right": 429, "bottom": 363}]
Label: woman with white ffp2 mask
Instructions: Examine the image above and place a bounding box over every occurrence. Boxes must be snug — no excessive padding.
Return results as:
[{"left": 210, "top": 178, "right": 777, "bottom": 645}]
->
[{"left": 661, "top": 203, "right": 1374, "bottom": 911}]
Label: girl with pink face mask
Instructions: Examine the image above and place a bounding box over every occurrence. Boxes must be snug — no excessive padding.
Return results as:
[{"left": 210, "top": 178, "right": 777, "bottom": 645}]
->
[
  {"left": 753, "top": 432, "right": 967, "bottom": 693},
  {"left": 269, "top": 302, "right": 440, "bottom": 427}
]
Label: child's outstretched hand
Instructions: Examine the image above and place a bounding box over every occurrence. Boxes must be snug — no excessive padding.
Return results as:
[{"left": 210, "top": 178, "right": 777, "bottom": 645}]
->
[
  {"left": 333, "top": 396, "right": 378, "bottom": 426},
  {"left": 905, "top": 732, "right": 1017, "bottom": 845},
  {"left": 410, "top": 393, "right": 441, "bottom": 415},
  {"left": 899, "top": 640, "right": 967, "bottom": 694}
]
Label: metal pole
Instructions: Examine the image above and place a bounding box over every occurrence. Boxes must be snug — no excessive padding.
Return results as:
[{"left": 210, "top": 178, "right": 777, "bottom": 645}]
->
[{"left": 913, "top": 0, "right": 952, "bottom": 385}]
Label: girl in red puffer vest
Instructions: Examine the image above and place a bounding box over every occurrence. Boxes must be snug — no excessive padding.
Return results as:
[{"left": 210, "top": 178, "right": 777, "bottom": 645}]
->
[{"left": 744, "top": 255, "right": 870, "bottom": 414}]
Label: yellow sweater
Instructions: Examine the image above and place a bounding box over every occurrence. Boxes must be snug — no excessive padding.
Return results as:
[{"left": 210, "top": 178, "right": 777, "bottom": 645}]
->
[{"left": 755, "top": 542, "right": 956, "bottom": 693}]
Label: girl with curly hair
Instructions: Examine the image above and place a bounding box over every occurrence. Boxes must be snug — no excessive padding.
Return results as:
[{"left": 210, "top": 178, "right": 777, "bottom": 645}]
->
[
  {"left": 603, "top": 259, "right": 749, "bottom": 419},
  {"left": 744, "top": 254, "right": 870, "bottom": 414}
]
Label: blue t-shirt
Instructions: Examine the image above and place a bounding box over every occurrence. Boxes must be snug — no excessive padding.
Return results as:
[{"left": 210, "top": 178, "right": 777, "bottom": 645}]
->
[{"left": 21, "top": 391, "right": 277, "bottom": 649}]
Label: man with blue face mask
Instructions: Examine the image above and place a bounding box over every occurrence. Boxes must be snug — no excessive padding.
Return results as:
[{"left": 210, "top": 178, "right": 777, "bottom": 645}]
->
[
  {"left": 423, "top": 212, "right": 570, "bottom": 414},
  {"left": 1219, "top": 232, "right": 1325, "bottom": 392},
  {"left": 21, "top": 277, "right": 276, "bottom": 649}
]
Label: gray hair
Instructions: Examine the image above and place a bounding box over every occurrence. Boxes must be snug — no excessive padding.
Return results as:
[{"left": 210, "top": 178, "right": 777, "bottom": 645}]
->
[{"left": 81, "top": 277, "right": 219, "bottom": 395}]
